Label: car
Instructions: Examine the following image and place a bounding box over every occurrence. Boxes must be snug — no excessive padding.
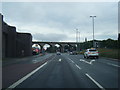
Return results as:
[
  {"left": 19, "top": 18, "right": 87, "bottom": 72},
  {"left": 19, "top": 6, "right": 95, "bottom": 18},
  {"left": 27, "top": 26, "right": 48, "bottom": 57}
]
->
[
  {"left": 72, "top": 51, "right": 78, "bottom": 55},
  {"left": 56, "top": 52, "right": 61, "bottom": 55},
  {"left": 69, "top": 51, "right": 77, "bottom": 55},
  {"left": 84, "top": 48, "right": 99, "bottom": 59},
  {"left": 32, "top": 48, "right": 39, "bottom": 55}
]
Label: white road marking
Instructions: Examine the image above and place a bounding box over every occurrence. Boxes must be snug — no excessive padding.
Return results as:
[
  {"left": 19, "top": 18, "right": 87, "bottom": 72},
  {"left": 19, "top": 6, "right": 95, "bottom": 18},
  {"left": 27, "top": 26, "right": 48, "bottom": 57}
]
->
[
  {"left": 32, "top": 60, "right": 37, "bottom": 63},
  {"left": 67, "top": 58, "right": 81, "bottom": 69},
  {"left": 107, "top": 63, "right": 120, "bottom": 68},
  {"left": 75, "top": 64, "right": 81, "bottom": 70},
  {"left": 68, "top": 58, "right": 75, "bottom": 63},
  {"left": 85, "top": 73, "right": 105, "bottom": 90},
  {"left": 52, "top": 55, "right": 56, "bottom": 60},
  {"left": 7, "top": 62, "right": 48, "bottom": 89},
  {"left": 90, "top": 60, "right": 95, "bottom": 64},
  {"left": 71, "top": 60, "right": 74, "bottom": 63},
  {"left": 80, "top": 59, "right": 95, "bottom": 65},
  {"left": 59, "top": 59, "right": 62, "bottom": 62}
]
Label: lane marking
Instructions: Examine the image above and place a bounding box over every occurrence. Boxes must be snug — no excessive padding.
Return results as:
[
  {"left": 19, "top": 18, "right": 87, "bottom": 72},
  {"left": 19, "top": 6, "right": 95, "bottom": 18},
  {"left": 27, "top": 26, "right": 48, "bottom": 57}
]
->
[
  {"left": 107, "top": 63, "right": 120, "bottom": 68},
  {"left": 80, "top": 59, "right": 95, "bottom": 65},
  {"left": 68, "top": 58, "right": 75, "bottom": 63},
  {"left": 7, "top": 62, "right": 48, "bottom": 89},
  {"left": 75, "top": 64, "right": 81, "bottom": 70},
  {"left": 90, "top": 60, "right": 95, "bottom": 64},
  {"left": 32, "top": 60, "right": 38, "bottom": 63},
  {"left": 59, "top": 59, "right": 62, "bottom": 62},
  {"left": 85, "top": 73, "right": 105, "bottom": 90},
  {"left": 71, "top": 60, "right": 74, "bottom": 63},
  {"left": 67, "top": 58, "right": 81, "bottom": 70}
]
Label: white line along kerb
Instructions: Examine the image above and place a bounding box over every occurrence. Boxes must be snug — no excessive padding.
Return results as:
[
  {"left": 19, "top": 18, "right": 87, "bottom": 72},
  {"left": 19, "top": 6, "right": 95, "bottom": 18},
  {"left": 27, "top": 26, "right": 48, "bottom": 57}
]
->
[
  {"left": 85, "top": 73, "right": 105, "bottom": 90},
  {"left": 7, "top": 62, "right": 48, "bottom": 89}
]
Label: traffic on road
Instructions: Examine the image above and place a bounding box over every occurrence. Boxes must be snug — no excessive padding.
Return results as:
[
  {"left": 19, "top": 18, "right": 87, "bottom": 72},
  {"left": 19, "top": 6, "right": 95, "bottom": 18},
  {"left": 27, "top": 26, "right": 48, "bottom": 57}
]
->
[{"left": 2, "top": 53, "right": 119, "bottom": 89}]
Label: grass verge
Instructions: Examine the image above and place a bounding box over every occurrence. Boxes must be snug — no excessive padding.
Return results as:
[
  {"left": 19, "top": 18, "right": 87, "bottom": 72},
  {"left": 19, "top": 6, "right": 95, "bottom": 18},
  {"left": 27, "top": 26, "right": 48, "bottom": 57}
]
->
[{"left": 97, "top": 48, "right": 119, "bottom": 59}]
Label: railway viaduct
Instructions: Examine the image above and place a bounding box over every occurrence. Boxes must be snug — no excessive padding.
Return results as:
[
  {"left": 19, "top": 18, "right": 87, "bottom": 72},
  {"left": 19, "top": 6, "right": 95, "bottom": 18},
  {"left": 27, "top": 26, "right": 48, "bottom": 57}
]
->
[{"left": 32, "top": 41, "right": 79, "bottom": 53}]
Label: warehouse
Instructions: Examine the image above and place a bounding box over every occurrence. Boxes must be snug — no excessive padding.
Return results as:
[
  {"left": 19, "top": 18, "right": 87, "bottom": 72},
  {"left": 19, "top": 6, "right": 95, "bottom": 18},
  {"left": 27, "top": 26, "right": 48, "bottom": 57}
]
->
[{"left": 1, "top": 14, "right": 32, "bottom": 58}]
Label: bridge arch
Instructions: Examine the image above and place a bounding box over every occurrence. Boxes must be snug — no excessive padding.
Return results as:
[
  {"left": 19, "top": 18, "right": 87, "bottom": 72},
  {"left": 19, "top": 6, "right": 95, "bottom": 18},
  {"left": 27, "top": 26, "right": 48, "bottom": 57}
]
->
[{"left": 32, "top": 41, "right": 78, "bottom": 53}]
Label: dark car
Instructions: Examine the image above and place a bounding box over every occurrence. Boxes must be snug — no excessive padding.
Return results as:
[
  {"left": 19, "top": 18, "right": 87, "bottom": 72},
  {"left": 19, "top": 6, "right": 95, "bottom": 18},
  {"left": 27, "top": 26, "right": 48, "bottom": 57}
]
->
[{"left": 56, "top": 52, "right": 61, "bottom": 55}]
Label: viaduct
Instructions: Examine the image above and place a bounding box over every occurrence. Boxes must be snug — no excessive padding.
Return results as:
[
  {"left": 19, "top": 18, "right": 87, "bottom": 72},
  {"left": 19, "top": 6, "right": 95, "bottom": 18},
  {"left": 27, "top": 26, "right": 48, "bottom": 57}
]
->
[
  {"left": 1, "top": 14, "right": 79, "bottom": 58},
  {"left": 32, "top": 41, "right": 79, "bottom": 53}
]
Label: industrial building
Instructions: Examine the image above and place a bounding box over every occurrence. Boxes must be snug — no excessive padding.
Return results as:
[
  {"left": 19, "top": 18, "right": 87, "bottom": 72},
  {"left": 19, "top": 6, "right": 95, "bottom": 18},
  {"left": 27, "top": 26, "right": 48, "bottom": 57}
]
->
[{"left": 1, "top": 14, "right": 32, "bottom": 58}]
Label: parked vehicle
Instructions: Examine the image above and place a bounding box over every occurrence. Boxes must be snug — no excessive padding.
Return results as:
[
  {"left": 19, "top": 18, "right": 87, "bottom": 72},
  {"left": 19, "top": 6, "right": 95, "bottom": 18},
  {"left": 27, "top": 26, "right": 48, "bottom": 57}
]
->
[{"left": 84, "top": 48, "right": 99, "bottom": 59}]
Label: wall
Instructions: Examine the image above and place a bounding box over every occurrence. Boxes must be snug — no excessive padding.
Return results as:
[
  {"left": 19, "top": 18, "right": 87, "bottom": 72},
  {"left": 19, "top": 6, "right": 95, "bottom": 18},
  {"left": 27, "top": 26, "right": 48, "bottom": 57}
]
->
[
  {"left": 2, "top": 14, "right": 32, "bottom": 58},
  {"left": 16, "top": 33, "right": 32, "bottom": 57}
]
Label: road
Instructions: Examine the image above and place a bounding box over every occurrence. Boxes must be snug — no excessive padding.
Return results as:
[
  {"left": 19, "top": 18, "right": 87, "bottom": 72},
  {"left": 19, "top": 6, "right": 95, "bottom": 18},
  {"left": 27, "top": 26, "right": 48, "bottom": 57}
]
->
[{"left": 2, "top": 53, "right": 120, "bottom": 89}]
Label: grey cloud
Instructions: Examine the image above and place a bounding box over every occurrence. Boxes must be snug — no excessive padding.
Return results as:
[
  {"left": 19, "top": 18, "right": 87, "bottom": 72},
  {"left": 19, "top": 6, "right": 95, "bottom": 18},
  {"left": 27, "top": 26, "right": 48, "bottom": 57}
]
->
[
  {"left": 1, "top": 2, "right": 118, "bottom": 41},
  {"left": 95, "top": 32, "right": 118, "bottom": 40},
  {"left": 32, "top": 33, "right": 68, "bottom": 42}
]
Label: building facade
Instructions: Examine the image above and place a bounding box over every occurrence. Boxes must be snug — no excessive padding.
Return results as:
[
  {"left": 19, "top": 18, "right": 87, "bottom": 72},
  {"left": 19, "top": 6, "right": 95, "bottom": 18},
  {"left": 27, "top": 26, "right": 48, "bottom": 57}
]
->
[{"left": 1, "top": 14, "right": 32, "bottom": 58}]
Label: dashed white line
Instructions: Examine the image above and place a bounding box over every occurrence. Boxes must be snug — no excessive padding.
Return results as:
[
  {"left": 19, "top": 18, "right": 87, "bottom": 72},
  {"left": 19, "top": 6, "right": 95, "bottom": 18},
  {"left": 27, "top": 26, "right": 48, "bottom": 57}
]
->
[
  {"left": 71, "top": 60, "right": 74, "bottom": 63},
  {"left": 7, "top": 62, "right": 48, "bottom": 89},
  {"left": 68, "top": 58, "right": 81, "bottom": 70},
  {"left": 32, "top": 60, "right": 37, "bottom": 63},
  {"left": 59, "top": 59, "right": 62, "bottom": 62},
  {"left": 85, "top": 73, "right": 105, "bottom": 90},
  {"left": 75, "top": 64, "right": 81, "bottom": 70},
  {"left": 107, "top": 63, "right": 120, "bottom": 68},
  {"left": 68, "top": 58, "right": 75, "bottom": 63}
]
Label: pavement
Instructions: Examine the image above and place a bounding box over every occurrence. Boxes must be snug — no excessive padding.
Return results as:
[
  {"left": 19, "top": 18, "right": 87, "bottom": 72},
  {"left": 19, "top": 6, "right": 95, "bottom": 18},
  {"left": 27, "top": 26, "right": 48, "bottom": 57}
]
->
[{"left": 2, "top": 53, "right": 120, "bottom": 89}]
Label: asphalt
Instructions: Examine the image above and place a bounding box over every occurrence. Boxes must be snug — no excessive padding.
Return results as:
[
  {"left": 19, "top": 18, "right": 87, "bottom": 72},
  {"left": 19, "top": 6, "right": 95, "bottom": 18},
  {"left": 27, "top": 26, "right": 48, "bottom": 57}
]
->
[{"left": 2, "top": 53, "right": 120, "bottom": 89}]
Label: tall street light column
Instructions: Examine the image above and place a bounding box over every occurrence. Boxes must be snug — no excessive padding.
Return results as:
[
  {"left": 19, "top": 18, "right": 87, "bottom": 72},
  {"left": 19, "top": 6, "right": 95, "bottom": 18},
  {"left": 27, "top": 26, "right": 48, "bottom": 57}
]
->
[
  {"left": 79, "top": 31, "right": 80, "bottom": 51},
  {"left": 90, "top": 15, "right": 96, "bottom": 48},
  {"left": 76, "top": 29, "right": 78, "bottom": 42},
  {"left": 76, "top": 29, "right": 78, "bottom": 51}
]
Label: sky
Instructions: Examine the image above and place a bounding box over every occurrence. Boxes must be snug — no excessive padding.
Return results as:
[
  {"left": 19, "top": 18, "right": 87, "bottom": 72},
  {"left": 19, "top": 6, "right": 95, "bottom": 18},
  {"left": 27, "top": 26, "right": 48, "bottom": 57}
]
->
[{"left": 1, "top": 1, "right": 119, "bottom": 42}]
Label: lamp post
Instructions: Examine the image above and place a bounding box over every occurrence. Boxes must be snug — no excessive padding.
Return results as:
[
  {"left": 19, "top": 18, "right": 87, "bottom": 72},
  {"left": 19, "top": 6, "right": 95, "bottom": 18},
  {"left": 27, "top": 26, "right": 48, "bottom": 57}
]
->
[
  {"left": 79, "top": 31, "right": 80, "bottom": 51},
  {"left": 79, "top": 31, "right": 80, "bottom": 43},
  {"left": 76, "top": 29, "right": 78, "bottom": 51},
  {"left": 76, "top": 29, "right": 78, "bottom": 42},
  {"left": 90, "top": 15, "right": 96, "bottom": 48}
]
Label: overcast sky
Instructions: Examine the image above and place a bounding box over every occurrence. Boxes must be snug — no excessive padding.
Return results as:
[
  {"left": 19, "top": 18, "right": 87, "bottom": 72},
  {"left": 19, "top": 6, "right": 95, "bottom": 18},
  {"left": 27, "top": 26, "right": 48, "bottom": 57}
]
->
[{"left": 1, "top": 1, "right": 118, "bottom": 42}]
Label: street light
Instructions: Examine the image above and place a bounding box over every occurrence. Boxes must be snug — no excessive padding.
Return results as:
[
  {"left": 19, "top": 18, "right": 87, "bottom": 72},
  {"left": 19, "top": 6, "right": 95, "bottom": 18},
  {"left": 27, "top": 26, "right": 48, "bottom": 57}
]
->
[
  {"left": 78, "top": 31, "right": 80, "bottom": 43},
  {"left": 90, "top": 15, "right": 96, "bottom": 48},
  {"left": 78, "top": 31, "right": 80, "bottom": 51},
  {"left": 75, "top": 29, "right": 79, "bottom": 51},
  {"left": 76, "top": 29, "right": 78, "bottom": 42}
]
